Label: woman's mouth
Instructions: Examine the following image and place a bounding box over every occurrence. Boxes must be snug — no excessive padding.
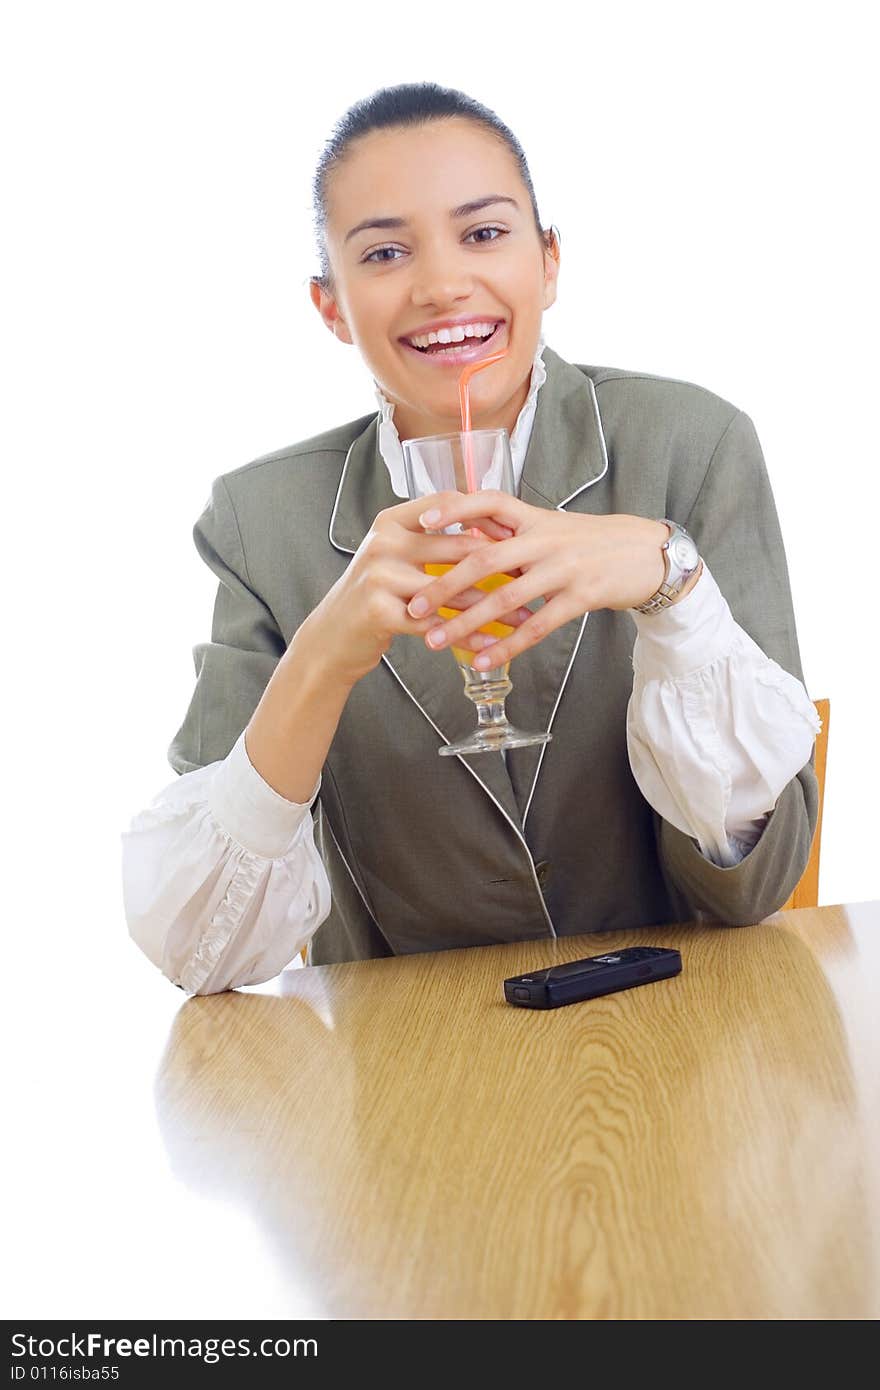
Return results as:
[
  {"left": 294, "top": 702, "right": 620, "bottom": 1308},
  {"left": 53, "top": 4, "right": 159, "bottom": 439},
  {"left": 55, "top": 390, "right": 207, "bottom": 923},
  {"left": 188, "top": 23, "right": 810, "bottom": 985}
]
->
[{"left": 399, "top": 320, "right": 507, "bottom": 367}]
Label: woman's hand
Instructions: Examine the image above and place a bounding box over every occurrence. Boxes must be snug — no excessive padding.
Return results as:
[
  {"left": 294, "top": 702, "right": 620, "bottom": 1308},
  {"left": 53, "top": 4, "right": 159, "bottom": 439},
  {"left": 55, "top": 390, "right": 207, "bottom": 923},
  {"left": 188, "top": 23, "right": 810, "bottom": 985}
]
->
[
  {"left": 405, "top": 492, "right": 692, "bottom": 669},
  {"left": 303, "top": 496, "right": 534, "bottom": 687}
]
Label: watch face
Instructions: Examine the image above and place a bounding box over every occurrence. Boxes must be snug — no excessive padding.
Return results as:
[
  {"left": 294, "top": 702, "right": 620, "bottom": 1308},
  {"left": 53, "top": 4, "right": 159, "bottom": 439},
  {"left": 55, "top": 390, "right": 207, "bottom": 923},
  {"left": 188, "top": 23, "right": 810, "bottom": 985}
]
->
[{"left": 670, "top": 534, "right": 699, "bottom": 570}]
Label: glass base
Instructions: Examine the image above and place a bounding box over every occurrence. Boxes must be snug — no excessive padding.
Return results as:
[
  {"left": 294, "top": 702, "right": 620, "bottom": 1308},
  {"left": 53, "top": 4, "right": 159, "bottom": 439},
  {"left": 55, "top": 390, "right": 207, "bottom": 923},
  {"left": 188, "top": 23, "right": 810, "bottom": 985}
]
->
[
  {"left": 439, "top": 652, "right": 552, "bottom": 756},
  {"left": 440, "top": 724, "right": 552, "bottom": 756}
]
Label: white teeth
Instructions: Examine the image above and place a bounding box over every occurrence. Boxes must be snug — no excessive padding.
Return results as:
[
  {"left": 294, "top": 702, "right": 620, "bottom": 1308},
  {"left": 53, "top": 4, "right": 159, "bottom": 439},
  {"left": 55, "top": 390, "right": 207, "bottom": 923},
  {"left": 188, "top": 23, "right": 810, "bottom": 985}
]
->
[{"left": 406, "top": 320, "right": 499, "bottom": 349}]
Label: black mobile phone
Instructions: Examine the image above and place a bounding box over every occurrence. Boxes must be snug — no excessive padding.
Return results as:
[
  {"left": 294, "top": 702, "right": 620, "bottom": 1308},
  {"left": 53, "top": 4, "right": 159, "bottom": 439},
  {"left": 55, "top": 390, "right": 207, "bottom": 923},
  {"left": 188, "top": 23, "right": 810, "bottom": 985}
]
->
[{"left": 503, "top": 946, "right": 682, "bottom": 1009}]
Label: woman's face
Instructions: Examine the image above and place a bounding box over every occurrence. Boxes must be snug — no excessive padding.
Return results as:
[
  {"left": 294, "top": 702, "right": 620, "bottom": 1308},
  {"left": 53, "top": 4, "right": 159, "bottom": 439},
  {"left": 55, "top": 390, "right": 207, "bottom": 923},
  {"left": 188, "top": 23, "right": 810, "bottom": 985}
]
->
[{"left": 311, "top": 118, "right": 559, "bottom": 441}]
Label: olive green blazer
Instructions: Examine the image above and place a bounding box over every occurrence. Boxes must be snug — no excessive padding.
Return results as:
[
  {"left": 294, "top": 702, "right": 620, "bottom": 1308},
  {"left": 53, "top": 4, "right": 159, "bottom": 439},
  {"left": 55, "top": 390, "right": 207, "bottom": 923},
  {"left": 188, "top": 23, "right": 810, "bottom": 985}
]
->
[{"left": 169, "top": 346, "right": 818, "bottom": 965}]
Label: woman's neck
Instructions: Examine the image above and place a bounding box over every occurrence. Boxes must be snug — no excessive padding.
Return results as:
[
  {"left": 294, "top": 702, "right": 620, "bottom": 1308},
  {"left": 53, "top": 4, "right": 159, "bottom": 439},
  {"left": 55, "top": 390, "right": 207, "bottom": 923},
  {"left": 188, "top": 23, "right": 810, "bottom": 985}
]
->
[{"left": 390, "top": 370, "right": 532, "bottom": 443}]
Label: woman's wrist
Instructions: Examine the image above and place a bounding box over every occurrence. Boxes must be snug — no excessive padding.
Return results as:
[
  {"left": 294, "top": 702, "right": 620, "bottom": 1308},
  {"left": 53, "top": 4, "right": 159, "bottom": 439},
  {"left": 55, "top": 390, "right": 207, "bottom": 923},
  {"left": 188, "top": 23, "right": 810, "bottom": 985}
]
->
[
  {"left": 667, "top": 558, "right": 704, "bottom": 606},
  {"left": 629, "top": 561, "right": 739, "bottom": 680},
  {"left": 246, "top": 620, "right": 355, "bottom": 804},
  {"left": 287, "top": 613, "right": 361, "bottom": 694}
]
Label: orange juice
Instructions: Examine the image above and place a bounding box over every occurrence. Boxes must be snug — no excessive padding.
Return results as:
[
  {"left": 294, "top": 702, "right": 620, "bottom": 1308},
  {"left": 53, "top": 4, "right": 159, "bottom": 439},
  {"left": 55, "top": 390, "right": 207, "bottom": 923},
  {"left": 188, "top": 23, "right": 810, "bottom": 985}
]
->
[{"left": 423, "top": 563, "right": 517, "bottom": 667}]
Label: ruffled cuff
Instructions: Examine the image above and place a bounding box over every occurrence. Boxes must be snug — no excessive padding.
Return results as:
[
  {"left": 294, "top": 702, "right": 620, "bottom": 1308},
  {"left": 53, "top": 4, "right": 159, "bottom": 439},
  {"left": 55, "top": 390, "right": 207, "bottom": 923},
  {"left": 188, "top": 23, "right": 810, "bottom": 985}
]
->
[
  {"left": 176, "top": 852, "right": 269, "bottom": 994},
  {"left": 630, "top": 562, "right": 738, "bottom": 680},
  {"left": 207, "top": 729, "right": 321, "bottom": 860},
  {"left": 627, "top": 610, "right": 820, "bottom": 870}
]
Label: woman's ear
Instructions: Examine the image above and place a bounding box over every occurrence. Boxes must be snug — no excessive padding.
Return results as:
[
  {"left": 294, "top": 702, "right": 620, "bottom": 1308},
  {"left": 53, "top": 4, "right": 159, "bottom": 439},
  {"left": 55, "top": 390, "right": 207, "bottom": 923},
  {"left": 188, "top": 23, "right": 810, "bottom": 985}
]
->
[
  {"left": 309, "top": 277, "right": 354, "bottom": 345},
  {"left": 542, "top": 226, "right": 561, "bottom": 310}
]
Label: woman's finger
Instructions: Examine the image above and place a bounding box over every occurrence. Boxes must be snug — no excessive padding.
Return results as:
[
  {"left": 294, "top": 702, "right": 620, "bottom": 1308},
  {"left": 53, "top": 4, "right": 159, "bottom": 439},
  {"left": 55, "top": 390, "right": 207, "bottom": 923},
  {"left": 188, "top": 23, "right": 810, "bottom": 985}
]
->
[
  {"left": 418, "top": 490, "right": 524, "bottom": 533},
  {"left": 467, "top": 519, "right": 515, "bottom": 541},
  {"left": 469, "top": 592, "right": 580, "bottom": 668},
  {"left": 408, "top": 537, "right": 536, "bottom": 619},
  {"left": 422, "top": 559, "right": 557, "bottom": 650},
  {"left": 454, "top": 631, "right": 499, "bottom": 655},
  {"left": 440, "top": 586, "right": 533, "bottom": 625}
]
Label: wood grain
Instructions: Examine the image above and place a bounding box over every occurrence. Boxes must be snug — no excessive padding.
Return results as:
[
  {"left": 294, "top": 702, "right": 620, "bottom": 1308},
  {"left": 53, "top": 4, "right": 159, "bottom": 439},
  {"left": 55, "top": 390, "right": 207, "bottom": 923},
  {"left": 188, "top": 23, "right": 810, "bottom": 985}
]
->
[{"left": 157, "top": 903, "right": 880, "bottom": 1319}]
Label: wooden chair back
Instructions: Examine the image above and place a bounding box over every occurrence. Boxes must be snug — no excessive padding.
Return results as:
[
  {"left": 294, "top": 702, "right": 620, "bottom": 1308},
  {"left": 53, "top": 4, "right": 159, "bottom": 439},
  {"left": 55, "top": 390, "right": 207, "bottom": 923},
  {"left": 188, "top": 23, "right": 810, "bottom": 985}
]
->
[{"left": 782, "top": 698, "right": 830, "bottom": 910}]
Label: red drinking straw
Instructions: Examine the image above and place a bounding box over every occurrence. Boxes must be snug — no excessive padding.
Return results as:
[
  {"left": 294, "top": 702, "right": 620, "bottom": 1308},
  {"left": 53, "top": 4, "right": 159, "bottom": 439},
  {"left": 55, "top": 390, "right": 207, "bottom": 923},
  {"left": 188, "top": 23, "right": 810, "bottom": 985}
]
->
[{"left": 458, "top": 349, "right": 508, "bottom": 537}]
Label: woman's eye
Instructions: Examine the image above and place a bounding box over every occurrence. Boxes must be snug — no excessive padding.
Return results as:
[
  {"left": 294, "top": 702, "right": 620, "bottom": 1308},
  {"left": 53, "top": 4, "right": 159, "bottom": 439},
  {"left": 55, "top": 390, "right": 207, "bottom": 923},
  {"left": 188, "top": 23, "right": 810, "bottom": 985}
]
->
[
  {"left": 363, "top": 246, "right": 405, "bottom": 264},
  {"left": 361, "top": 226, "right": 508, "bottom": 264},
  {"left": 465, "top": 225, "right": 508, "bottom": 244}
]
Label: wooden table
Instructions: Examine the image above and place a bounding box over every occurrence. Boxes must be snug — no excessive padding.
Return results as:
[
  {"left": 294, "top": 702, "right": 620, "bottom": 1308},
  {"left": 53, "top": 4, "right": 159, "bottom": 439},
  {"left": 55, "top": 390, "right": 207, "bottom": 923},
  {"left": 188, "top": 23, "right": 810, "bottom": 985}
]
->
[{"left": 153, "top": 903, "right": 880, "bottom": 1320}]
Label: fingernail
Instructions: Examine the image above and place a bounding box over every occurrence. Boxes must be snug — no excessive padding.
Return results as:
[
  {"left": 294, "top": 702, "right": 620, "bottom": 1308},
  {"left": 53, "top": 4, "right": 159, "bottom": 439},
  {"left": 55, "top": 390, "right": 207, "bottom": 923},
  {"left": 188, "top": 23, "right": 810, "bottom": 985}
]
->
[
  {"left": 473, "top": 638, "right": 499, "bottom": 668},
  {"left": 409, "top": 597, "right": 429, "bottom": 616},
  {"left": 427, "top": 627, "right": 447, "bottom": 647},
  {"left": 420, "top": 509, "right": 442, "bottom": 525}
]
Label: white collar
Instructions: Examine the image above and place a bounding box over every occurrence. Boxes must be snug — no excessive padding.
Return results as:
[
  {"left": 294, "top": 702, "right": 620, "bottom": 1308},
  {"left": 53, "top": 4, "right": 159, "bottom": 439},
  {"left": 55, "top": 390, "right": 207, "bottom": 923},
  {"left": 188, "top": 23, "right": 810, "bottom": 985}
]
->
[{"left": 373, "top": 329, "right": 548, "bottom": 498}]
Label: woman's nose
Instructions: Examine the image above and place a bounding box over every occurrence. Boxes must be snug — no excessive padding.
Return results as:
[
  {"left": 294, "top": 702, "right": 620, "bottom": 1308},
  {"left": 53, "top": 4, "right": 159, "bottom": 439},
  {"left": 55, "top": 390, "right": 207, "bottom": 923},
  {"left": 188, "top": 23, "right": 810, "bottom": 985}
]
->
[{"left": 410, "top": 246, "right": 474, "bottom": 309}]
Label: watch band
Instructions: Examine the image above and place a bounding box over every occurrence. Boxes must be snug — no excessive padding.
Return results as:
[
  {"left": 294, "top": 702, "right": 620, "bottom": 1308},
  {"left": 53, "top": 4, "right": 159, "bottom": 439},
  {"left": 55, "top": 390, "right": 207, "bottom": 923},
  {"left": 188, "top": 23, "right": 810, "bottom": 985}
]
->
[{"left": 632, "top": 519, "right": 700, "bottom": 615}]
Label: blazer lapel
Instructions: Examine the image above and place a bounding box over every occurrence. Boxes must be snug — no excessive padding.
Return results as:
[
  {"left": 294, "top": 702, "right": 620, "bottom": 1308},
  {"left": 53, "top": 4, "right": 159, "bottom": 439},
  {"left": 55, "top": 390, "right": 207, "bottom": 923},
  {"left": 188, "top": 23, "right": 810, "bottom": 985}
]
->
[
  {"left": 327, "top": 345, "right": 610, "bottom": 833},
  {"left": 504, "top": 346, "right": 610, "bottom": 823}
]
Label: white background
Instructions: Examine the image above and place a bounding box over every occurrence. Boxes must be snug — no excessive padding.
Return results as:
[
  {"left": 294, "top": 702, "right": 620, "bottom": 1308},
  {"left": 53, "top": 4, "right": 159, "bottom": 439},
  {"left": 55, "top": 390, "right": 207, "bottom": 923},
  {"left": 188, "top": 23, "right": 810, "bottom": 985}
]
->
[
  {"left": 4, "top": 0, "right": 879, "bottom": 963},
  {"left": 2, "top": 0, "right": 878, "bottom": 1320}
]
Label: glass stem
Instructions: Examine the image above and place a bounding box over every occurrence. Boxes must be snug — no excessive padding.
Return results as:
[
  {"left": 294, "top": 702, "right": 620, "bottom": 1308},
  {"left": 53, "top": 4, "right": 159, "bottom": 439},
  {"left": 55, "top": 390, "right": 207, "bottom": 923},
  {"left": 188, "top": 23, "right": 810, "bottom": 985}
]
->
[
  {"left": 460, "top": 663, "right": 513, "bottom": 736},
  {"left": 475, "top": 698, "right": 509, "bottom": 731}
]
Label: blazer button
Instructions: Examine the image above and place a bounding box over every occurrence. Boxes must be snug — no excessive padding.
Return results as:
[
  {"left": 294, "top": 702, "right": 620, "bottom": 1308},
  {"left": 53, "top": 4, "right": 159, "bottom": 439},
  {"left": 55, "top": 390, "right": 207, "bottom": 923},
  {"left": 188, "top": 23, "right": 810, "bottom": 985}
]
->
[{"left": 535, "top": 859, "right": 550, "bottom": 887}]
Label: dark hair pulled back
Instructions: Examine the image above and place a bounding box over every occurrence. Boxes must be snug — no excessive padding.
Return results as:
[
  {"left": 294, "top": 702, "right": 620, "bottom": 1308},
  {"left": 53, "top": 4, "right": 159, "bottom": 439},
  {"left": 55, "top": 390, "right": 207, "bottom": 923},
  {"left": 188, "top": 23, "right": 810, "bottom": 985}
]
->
[{"left": 311, "top": 82, "right": 551, "bottom": 293}]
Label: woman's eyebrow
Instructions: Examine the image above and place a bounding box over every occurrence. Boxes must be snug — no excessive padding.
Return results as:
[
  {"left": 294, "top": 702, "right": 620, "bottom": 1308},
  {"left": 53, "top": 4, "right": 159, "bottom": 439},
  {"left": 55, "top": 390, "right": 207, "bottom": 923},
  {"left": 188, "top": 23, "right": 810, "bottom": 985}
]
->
[{"left": 344, "top": 195, "right": 520, "bottom": 244}]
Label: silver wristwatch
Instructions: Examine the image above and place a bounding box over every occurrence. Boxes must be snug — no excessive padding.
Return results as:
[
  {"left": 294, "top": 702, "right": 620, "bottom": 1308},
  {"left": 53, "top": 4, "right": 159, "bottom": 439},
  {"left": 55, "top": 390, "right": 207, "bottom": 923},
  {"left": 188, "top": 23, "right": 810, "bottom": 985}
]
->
[{"left": 632, "top": 520, "right": 701, "bottom": 615}]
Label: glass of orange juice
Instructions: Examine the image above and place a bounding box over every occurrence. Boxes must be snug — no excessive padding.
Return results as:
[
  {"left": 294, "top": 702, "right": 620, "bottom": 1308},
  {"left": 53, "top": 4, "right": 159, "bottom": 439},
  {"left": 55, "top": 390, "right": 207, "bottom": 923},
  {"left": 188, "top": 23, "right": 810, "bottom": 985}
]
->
[{"left": 402, "top": 428, "right": 552, "bottom": 757}]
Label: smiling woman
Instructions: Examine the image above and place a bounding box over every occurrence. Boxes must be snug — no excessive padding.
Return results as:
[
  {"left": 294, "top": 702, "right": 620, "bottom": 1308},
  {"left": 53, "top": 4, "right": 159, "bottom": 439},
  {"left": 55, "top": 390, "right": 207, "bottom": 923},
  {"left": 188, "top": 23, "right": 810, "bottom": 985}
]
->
[
  {"left": 308, "top": 99, "right": 558, "bottom": 443},
  {"left": 121, "top": 82, "right": 821, "bottom": 994}
]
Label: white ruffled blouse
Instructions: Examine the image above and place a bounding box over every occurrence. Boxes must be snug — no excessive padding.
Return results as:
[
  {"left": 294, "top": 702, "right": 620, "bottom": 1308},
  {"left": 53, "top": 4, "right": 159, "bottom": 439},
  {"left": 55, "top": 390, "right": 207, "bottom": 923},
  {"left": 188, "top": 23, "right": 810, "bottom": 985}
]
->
[{"left": 121, "top": 336, "right": 821, "bottom": 994}]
